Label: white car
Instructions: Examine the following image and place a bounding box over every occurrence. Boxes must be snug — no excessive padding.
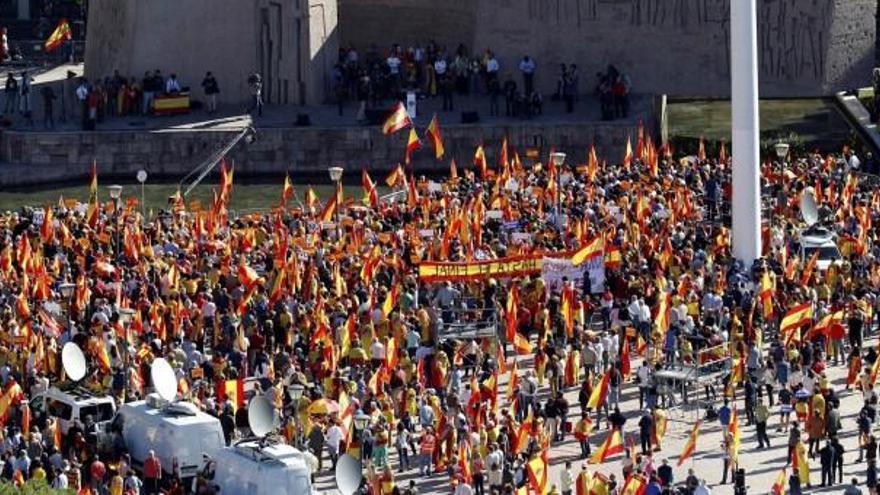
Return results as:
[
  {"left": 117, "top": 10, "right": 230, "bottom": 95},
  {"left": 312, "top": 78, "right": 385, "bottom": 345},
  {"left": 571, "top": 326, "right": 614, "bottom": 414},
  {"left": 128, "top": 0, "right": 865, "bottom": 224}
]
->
[
  {"left": 798, "top": 227, "right": 842, "bottom": 272},
  {"left": 30, "top": 387, "right": 116, "bottom": 436}
]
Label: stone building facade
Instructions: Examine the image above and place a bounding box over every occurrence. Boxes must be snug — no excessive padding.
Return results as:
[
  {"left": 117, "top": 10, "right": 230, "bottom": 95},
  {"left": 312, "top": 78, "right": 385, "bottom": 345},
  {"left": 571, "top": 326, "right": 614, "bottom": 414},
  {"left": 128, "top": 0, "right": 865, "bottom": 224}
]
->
[
  {"left": 85, "top": 0, "right": 339, "bottom": 106},
  {"left": 338, "top": 0, "right": 876, "bottom": 97}
]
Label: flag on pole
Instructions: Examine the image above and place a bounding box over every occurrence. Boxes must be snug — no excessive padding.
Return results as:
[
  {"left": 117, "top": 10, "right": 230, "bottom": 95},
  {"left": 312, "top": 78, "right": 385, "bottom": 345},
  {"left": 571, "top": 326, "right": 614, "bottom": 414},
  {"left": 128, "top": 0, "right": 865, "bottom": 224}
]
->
[
  {"left": 587, "top": 368, "right": 611, "bottom": 409},
  {"left": 677, "top": 420, "right": 701, "bottom": 466},
  {"left": 527, "top": 455, "right": 549, "bottom": 495},
  {"left": 45, "top": 18, "right": 72, "bottom": 52},
  {"left": 780, "top": 302, "right": 813, "bottom": 333},
  {"left": 404, "top": 127, "right": 422, "bottom": 164},
  {"left": 589, "top": 428, "right": 623, "bottom": 464},
  {"left": 572, "top": 236, "right": 603, "bottom": 266},
  {"left": 382, "top": 101, "right": 412, "bottom": 135},
  {"left": 361, "top": 170, "right": 379, "bottom": 208},
  {"left": 281, "top": 174, "right": 294, "bottom": 205},
  {"left": 426, "top": 114, "right": 445, "bottom": 158}
]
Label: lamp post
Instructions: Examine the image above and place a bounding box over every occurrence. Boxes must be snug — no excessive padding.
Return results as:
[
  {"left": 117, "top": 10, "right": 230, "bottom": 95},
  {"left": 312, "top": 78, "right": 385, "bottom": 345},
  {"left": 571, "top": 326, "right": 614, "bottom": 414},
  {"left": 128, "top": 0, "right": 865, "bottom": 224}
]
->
[
  {"left": 328, "top": 166, "right": 344, "bottom": 235},
  {"left": 117, "top": 308, "right": 135, "bottom": 400},
  {"left": 353, "top": 410, "right": 370, "bottom": 459},
  {"left": 550, "top": 152, "right": 566, "bottom": 229},
  {"left": 774, "top": 142, "right": 789, "bottom": 162},
  {"left": 59, "top": 282, "right": 76, "bottom": 336},
  {"left": 136, "top": 170, "right": 148, "bottom": 222},
  {"left": 108, "top": 185, "right": 123, "bottom": 259},
  {"left": 287, "top": 383, "right": 305, "bottom": 448}
]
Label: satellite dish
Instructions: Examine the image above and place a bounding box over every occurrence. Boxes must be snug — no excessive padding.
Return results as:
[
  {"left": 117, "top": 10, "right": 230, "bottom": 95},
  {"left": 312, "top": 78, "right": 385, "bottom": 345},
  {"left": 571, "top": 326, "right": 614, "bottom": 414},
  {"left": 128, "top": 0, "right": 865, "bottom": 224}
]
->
[
  {"left": 335, "top": 453, "right": 363, "bottom": 495},
  {"left": 150, "top": 358, "right": 178, "bottom": 403},
  {"left": 800, "top": 187, "right": 819, "bottom": 227},
  {"left": 248, "top": 395, "right": 277, "bottom": 438},
  {"left": 61, "top": 342, "right": 87, "bottom": 382}
]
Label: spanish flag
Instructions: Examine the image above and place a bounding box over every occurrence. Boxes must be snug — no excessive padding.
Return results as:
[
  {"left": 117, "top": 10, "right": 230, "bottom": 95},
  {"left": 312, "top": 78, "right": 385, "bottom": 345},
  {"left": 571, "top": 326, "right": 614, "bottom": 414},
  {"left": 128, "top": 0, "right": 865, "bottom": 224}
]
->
[
  {"left": 426, "top": 114, "right": 445, "bottom": 159},
  {"left": 771, "top": 467, "right": 787, "bottom": 495},
  {"left": 760, "top": 270, "right": 774, "bottom": 318},
  {"left": 382, "top": 101, "right": 411, "bottom": 135},
  {"left": 575, "top": 470, "right": 593, "bottom": 495},
  {"left": 729, "top": 407, "right": 741, "bottom": 462},
  {"left": 45, "top": 18, "right": 72, "bottom": 52},
  {"left": 507, "top": 359, "right": 519, "bottom": 402},
  {"left": 697, "top": 136, "right": 706, "bottom": 161},
  {"left": 280, "top": 174, "right": 294, "bottom": 205},
  {"left": 621, "top": 474, "right": 646, "bottom": 495},
  {"left": 572, "top": 236, "right": 603, "bottom": 266},
  {"left": 780, "top": 302, "right": 813, "bottom": 333},
  {"left": 361, "top": 170, "right": 379, "bottom": 208},
  {"left": 474, "top": 145, "right": 488, "bottom": 179},
  {"left": 382, "top": 284, "right": 398, "bottom": 318},
  {"left": 800, "top": 250, "right": 820, "bottom": 286},
  {"left": 590, "top": 473, "right": 610, "bottom": 495},
  {"left": 237, "top": 261, "right": 261, "bottom": 289},
  {"left": 318, "top": 195, "right": 337, "bottom": 223},
  {"left": 527, "top": 455, "right": 549, "bottom": 495},
  {"left": 216, "top": 378, "right": 245, "bottom": 413},
  {"left": 449, "top": 158, "right": 459, "bottom": 181},
  {"left": 604, "top": 244, "right": 622, "bottom": 269},
  {"left": 86, "top": 161, "right": 99, "bottom": 227},
  {"left": 589, "top": 428, "right": 623, "bottom": 464},
  {"left": 305, "top": 187, "right": 318, "bottom": 210},
  {"left": 622, "top": 136, "right": 633, "bottom": 168},
  {"left": 505, "top": 285, "right": 519, "bottom": 341},
  {"left": 404, "top": 127, "right": 422, "bottom": 164},
  {"left": 677, "top": 420, "right": 701, "bottom": 466},
  {"left": 40, "top": 205, "right": 54, "bottom": 244},
  {"left": 385, "top": 163, "right": 405, "bottom": 188},
  {"left": 586, "top": 368, "right": 611, "bottom": 409},
  {"left": 512, "top": 332, "right": 532, "bottom": 355}
]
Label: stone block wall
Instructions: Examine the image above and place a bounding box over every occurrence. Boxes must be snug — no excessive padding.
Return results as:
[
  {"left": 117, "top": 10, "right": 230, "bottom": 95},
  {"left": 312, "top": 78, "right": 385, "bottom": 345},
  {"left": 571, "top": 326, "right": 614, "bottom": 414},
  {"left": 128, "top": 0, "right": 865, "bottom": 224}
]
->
[
  {"left": 0, "top": 122, "right": 637, "bottom": 187},
  {"left": 337, "top": 0, "right": 876, "bottom": 97}
]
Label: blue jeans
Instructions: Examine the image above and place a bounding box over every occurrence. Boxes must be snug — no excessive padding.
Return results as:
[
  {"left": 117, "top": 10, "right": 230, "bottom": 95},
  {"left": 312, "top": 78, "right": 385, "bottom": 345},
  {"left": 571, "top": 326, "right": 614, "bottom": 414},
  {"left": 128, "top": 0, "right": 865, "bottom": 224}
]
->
[
  {"left": 420, "top": 453, "right": 432, "bottom": 474},
  {"left": 398, "top": 447, "right": 409, "bottom": 471}
]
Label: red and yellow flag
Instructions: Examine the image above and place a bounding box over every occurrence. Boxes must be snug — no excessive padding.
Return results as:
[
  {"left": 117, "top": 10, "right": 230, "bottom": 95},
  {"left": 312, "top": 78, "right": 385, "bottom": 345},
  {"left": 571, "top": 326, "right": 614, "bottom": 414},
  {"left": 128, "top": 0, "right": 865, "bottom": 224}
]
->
[
  {"left": 589, "top": 428, "right": 623, "bottom": 464},
  {"left": 45, "top": 18, "right": 72, "bottom": 52},
  {"left": 771, "top": 467, "right": 787, "bottom": 495},
  {"left": 513, "top": 332, "right": 532, "bottom": 355},
  {"left": 572, "top": 236, "right": 603, "bottom": 266},
  {"left": 426, "top": 114, "right": 445, "bottom": 159},
  {"left": 474, "top": 145, "right": 488, "bottom": 179},
  {"left": 527, "top": 455, "right": 549, "bottom": 495},
  {"left": 216, "top": 378, "right": 245, "bottom": 412},
  {"left": 382, "top": 101, "right": 411, "bottom": 135},
  {"left": 621, "top": 474, "right": 646, "bottom": 495},
  {"left": 404, "top": 127, "right": 422, "bottom": 164},
  {"left": 280, "top": 174, "right": 294, "bottom": 205},
  {"left": 587, "top": 368, "right": 611, "bottom": 409},
  {"left": 677, "top": 420, "right": 701, "bottom": 466},
  {"left": 361, "top": 169, "right": 379, "bottom": 208},
  {"left": 780, "top": 302, "right": 813, "bottom": 333}
]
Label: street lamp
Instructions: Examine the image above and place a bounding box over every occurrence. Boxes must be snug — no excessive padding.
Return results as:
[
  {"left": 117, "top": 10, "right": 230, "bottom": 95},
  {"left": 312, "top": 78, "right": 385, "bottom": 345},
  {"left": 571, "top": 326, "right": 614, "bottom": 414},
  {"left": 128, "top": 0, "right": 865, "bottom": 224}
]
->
[
  {"left": 774, "top": 142, "right": 789, "bottom": 162},
  {"left": 136, "top": 170, "right": 148, "bottom": 222},
  {"left": 287, "top": 383, "right": 305, "bottom": 401},
  {"left": 118, "top": 307, "right": 136, "bottom": 399},
  {"left": 328, "top": 166, "right": 344, "bottom": 233},
  {"left": 59, "top": 282, "right": 76, "bottom": 336},
  {"left": 550, "top": 152, "right": 566, "bottom": 229},
  {"left": 353, "top": 411, "right": 370, "bottom": 431}
]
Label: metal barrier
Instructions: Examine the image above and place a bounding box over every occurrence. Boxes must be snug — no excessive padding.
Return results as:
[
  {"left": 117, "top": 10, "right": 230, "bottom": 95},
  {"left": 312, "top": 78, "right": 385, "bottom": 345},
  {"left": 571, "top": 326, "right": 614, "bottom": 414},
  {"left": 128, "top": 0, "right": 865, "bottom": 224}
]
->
[{"left": 433, "top": 306, "right": 499, "bottom": 342}]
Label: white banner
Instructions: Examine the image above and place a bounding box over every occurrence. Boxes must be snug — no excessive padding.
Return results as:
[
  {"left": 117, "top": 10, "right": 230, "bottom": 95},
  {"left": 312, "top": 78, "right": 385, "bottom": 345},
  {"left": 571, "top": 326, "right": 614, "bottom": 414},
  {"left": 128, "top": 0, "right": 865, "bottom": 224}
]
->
[{"left": 541, "top": 256, "right": 605, "bottom": 295}]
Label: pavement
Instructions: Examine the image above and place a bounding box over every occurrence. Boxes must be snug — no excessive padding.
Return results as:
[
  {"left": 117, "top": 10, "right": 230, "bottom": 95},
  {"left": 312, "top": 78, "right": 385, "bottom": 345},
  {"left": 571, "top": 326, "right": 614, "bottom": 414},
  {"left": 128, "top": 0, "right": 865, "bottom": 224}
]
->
[
  {"left": 1, "top": 62, "right": 650, "bottom": 133},
  {"left": 310, "top": 332, "right": 878, "bottom": 495}
]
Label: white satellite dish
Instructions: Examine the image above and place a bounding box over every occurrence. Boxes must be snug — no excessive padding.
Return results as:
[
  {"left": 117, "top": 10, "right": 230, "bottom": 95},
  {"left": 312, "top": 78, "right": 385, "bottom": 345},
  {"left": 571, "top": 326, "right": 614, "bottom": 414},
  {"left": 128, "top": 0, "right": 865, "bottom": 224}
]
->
[
  {"left": 335, "top": 453, "right": 363, "bottom": 495},
  {"left": 150, "top": 358, "right": 178, "bottom": 403},
  {"left": 61, "top": 342, "right": 87, "bottom": 382},
  {"left": 800, "top": 187, "right": 819, "bottom": 227},
  {"left": 247, "top": 395, "right": 277, "bottom": 438}
]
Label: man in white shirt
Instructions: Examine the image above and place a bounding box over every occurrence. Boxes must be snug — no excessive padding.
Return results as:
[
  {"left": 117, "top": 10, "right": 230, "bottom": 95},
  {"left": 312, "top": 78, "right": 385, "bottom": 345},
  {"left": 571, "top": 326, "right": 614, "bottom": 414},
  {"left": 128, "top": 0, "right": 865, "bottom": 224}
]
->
[
  {"left": 454, "top": 478, "right": 474, "bottom": 495},
  {"left": 369, "top": 337, "right": 386, "bottom": 369},
  {"left": 636, "top": 361, "right": 652, "bottom": 409},
  {"left": 560, "top": 461, "right": 574, "bottom": 495},
  {"left": 519, "top": 55, "right": 536, "bottom": 94},
  {"left": 165, "top": 74, "right": 181, "bottom": 94},
  {"left": 325, "top": 423, "right": 344, "bottom": 467}
]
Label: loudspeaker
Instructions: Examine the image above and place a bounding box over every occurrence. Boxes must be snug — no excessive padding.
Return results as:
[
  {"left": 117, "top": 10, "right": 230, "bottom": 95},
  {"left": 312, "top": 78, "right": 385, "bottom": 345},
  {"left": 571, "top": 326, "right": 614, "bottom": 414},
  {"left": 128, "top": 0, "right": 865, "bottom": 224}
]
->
[
  {"left": 365, "top": 109, "right": 386, "bottom": 125},
  {"left": 461, "top": 111, "right": 480, "bottom": 124},
  {"left": 295, "top": 113, "right": 311, "bottom": 126}
]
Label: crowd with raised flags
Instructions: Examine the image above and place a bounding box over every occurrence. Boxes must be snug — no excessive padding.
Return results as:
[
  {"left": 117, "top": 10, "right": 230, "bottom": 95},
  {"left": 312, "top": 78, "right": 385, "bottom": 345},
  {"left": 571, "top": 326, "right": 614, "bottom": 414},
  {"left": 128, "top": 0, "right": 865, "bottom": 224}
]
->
[{"left": 0, "top": 112, "right": 878, "bottom": 495}]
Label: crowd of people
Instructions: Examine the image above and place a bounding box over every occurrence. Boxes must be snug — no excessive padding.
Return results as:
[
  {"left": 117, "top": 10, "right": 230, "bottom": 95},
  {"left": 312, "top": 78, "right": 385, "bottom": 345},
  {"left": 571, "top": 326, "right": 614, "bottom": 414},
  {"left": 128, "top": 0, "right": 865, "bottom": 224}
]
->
[
  {"left": 0, "top": 126, "right": 877, "bottom": 495},
  {"left": 333, "top": 42, "right": 632, "bottom": 122}
]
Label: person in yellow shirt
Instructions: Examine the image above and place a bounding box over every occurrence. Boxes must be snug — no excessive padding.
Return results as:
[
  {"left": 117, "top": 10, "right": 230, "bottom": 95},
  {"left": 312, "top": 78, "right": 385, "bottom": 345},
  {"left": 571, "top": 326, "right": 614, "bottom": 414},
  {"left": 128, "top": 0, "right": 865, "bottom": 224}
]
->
[{"left": 109, "top": 470, "right": 124, "bottom": 495}]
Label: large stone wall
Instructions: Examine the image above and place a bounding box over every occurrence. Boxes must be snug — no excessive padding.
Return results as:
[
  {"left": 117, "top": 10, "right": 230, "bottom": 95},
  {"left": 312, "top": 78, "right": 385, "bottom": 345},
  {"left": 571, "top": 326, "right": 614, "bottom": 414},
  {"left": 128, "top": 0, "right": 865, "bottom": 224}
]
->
[
  {"left": 0, "top": 121, "right": 637, "bottom": 187},
  {"left": 86, "top": 0, "right": 339, "bottom": 106},
  {"left": 337, "top": 0, "right": 876, "bottom": 97}
]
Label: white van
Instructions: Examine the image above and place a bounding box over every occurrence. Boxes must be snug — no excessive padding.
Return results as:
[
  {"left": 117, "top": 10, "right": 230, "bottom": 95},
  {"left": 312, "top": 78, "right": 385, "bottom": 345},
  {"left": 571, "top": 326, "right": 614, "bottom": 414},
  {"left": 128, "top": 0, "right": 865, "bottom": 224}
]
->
[
  {"left": 30, "top": 386, "right": 116, "bottom": 436},
  {"left": 797, "top": 227, "right": 842, "bottom": 271},
  {"left": 211, "top": 440, "right": 316, "bottom": 495},
  {"left": 112, "top": 396, "right": 224, "bottom": 480}
]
